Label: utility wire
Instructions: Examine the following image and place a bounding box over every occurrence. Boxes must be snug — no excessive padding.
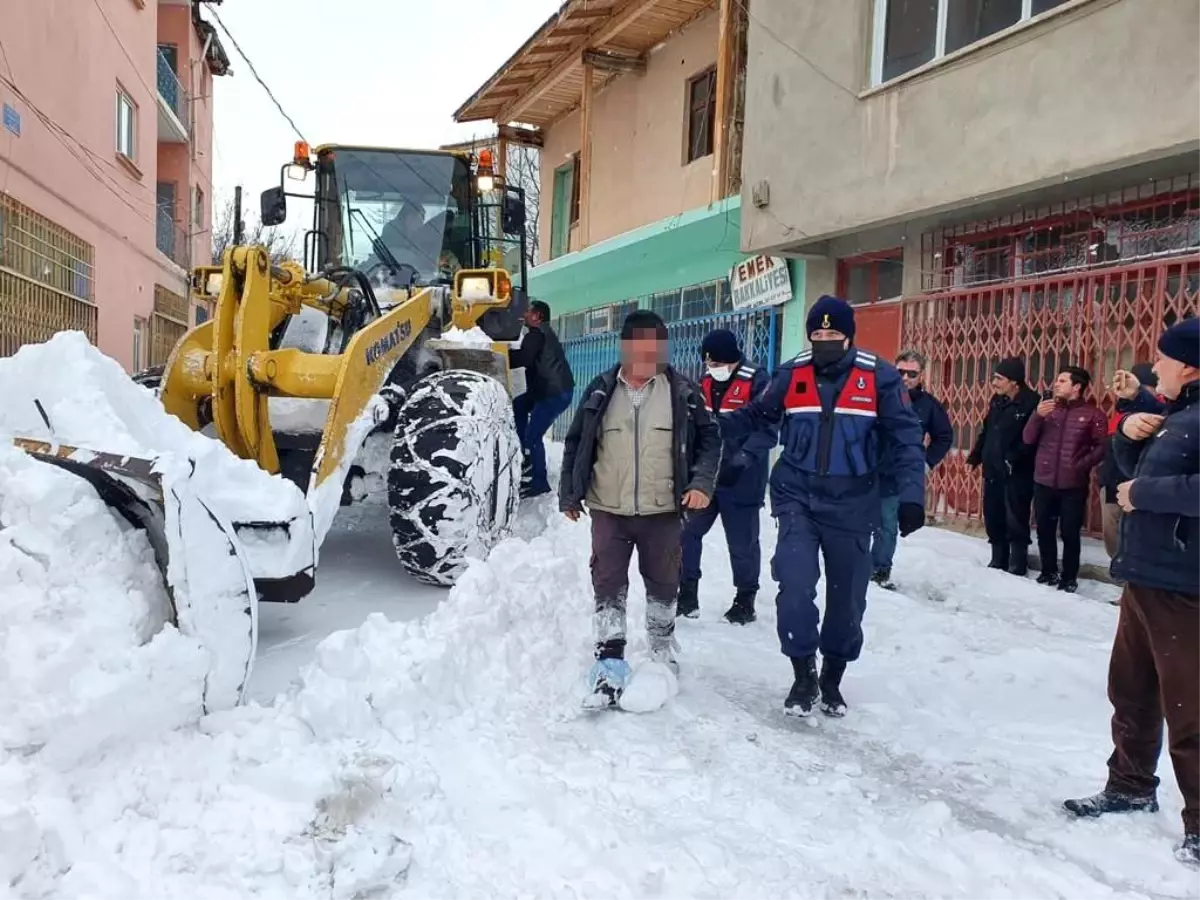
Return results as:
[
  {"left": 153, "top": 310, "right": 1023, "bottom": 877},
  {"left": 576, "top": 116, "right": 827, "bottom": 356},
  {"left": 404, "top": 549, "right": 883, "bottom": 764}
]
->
[
  {"left": 206, "top": 8, "right": 308, "bottom": 144},
  {"left": 730, "top": 0, "right": 859, "bottom": 100}
]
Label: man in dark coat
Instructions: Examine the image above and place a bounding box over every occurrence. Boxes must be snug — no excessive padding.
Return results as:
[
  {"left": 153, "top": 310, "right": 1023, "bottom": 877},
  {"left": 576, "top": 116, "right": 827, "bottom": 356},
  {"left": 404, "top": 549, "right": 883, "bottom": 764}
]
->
[
  {"left": 559, "top": 310, "right": 722, "bottom": 707},
  {"left": 871, "top": 349, "right": 953, "bottom": 588},
  {"left": 720, "top": 296, "right": 926, "bottom": 718},
  {"left": 677, "top": 329, "right": 777, "bottom": 624},
  {"left": 966, "top": 358, "right": 1040, "bottom": 575},
  {"left": 1064, "top": 316, "right": 1199, "bottom": 867},
  {"left": 509, "top": 300, "right": 575, "bottom": 498},
  {"left": 1021, "top": 365, "right": 1108, "bottom": 593},
  {"left": 1100, "top": 363, "right": 1164, "bottom": 558}
]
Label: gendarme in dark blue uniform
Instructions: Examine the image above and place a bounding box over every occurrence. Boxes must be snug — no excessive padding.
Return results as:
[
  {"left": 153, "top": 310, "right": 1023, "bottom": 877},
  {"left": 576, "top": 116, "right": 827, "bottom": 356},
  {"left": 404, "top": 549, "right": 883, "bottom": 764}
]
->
[
  {"left": 678, "top": 329, "right": 778, "bottom": 625},
  {"left": 722, "top": 296, "right": 926, "bottom": 717}
]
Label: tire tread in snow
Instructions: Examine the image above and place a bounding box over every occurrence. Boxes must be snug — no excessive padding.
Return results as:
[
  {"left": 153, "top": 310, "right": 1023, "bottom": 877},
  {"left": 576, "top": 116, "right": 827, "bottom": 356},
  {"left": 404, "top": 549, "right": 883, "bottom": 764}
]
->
[{"left": 388, "top": 370, "right": 521, "bottom": 586}]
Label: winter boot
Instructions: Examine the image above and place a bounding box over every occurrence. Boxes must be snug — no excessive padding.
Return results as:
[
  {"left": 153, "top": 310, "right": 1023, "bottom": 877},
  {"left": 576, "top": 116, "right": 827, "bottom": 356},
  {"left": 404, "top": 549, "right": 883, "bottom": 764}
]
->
[
  {"left": 783, "top": 655, "right": 819, "bottom": 717},
  {"left": 520, "top": 451, "right": 533, "bottom": 485},
  {"left": 987, "top": 542, "right": 1009, "bottom": 570},
  {"left": 1037, "top": 570, "right": 1060, "bottom": 586},
  {"left": 1007, "top": 543, "right": 1029, "bottom": 577},
  {"left": 1057, "top": 578, "right": 1078, "bottom": 594},
  {"left": 649, "top": 636, "right": 681, "bottom": 676},
  {"left": 819, "top": 658, "right": 847, "bottom": 717},
  {"left": 676, "top": 578, "right": 700, "bottom": 619},
  {"left": 723, "top": 589, "right": 756, "bottom": 625},
  {"left": 1175, "top": 833, "right": 1199, "bottom": 866},
  {"left": 519, "top": 482, "right": 551, "bottom": 500},
  {"left": 871, "top": 567, "right": 896, "bottom": 590},
  {"left": 1063, "top": 789, "right": 1159, "bottom": 819},
  {"left": 583, "top": 657, "right": 631, "bottom": 709}
]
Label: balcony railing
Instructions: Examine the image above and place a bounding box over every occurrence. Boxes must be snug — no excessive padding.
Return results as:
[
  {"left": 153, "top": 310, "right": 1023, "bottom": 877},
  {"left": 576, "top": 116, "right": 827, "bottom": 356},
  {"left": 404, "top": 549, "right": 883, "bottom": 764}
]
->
[
  {"left": 156, "top": 206, "right": 189, "bottom": 269},
  {"left": 156, "top": 49, "right": 189, "bottom": 130}
]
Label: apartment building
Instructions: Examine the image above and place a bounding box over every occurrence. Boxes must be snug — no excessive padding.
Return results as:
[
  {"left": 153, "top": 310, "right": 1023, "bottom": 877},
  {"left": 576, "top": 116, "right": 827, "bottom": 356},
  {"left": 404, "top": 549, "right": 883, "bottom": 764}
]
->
[
  {"left": 739, "top": 0, "right": 1200, "bottom": 529},
  {"left": 0, "top": 0, "right": 229, "bottom": 371},
  {"left": 454, "top": 0, "right": 808, "bottom": 413}
]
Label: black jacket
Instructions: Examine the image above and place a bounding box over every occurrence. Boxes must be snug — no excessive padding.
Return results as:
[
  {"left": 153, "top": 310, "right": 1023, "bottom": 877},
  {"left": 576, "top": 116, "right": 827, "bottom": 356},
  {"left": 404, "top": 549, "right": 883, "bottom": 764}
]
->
[
  {"left": 509, "top": 323, "right": 574, "bottom": 401},
  {"left": 880, "top": 387, "right": 953, "bottom": 497},
  {"left": 559, "top": 365, "right": 722, "bottom": 514},
  {"left": 1099, "top": 388, "right": 1166, "bottom": 502},
  {"left": 1110, "top": 380, "right": 1199, "bottom": 595},
  {"left": 967, "top": 386, "right": 1039, "bottom": 480}
]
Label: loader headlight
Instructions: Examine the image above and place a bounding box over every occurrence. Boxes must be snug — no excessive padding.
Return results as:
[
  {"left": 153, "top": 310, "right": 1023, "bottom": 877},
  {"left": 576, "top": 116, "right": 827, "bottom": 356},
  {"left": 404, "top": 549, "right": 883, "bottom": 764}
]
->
[
  {"left": 205, "top": 272, "right": 224, "bottom": 296},
  {"left": 459, "top": 276, "right": 493, "bottom": 301}
]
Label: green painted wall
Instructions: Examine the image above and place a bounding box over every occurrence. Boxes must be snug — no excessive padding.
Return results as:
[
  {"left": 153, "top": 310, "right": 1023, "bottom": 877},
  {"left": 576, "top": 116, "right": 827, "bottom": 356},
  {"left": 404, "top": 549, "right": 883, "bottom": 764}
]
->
[{"left": 529, "top": 196, "right": 808, "bottom": 353}]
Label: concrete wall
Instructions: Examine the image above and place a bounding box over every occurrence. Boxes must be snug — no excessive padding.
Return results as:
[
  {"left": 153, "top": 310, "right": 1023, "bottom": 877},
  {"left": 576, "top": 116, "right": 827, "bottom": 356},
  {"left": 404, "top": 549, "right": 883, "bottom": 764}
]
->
[
  {"left": 539, "top": 8, "right": 719, "bottom": 262},
  {"left": 0, "top": 0, "right": 213, "bottom": 369},
  {"left": 739, "top": 0, "right": 1200, "bottom": 256}
]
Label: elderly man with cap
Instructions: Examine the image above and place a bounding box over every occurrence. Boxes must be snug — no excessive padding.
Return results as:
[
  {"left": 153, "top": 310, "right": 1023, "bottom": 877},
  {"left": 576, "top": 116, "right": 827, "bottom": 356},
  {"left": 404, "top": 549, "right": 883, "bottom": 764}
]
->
[
  {"left": 677, "top": 329, "right": 777, "bottom": 625},
  {"left": 966, "top": 357, "right": 1040, "bottom": 575},
  {"left": 721, "top": 296, "right": 925, "bottom": 717},
  {"left": 1064, "top": 316, "right": 1200, "bottom": 867}
]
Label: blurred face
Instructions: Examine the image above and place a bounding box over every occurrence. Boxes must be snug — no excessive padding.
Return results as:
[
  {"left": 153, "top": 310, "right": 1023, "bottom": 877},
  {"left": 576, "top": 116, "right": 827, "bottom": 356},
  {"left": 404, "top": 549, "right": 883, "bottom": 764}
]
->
[
  {"left": 525, "top": 307, "right": 544, "bottom": 327},
  {"left": 897, "top": 360, "right": 923, "bottom": 390},
  {"left": 621, "top": 328, "right": 666, "bottom": 381},
  {"left": 991, "top": 374, "right": 1016, "bottom": 396},
  {"left": 1053, "top": 371, "right": 1081, "bottom": 401},
  {"left": 1152, "top": 351, "right": 1198, "bottom": 400}
]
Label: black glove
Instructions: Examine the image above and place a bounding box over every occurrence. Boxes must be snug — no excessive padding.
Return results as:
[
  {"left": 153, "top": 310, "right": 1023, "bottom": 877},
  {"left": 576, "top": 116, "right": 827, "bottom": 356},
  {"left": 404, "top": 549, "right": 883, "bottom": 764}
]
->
[
  {"left": 716, "top": 452, "right": 749, "bottom": 488},
  {"left": 898, "top": 502, "right": 925, "bottom": 537}
]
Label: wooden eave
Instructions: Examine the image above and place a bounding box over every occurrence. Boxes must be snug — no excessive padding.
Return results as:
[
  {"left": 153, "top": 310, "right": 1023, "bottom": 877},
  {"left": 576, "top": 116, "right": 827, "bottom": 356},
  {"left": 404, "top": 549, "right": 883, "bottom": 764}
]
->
[{"left": 453, "top": 0, "right": 715, "bottom": 129}]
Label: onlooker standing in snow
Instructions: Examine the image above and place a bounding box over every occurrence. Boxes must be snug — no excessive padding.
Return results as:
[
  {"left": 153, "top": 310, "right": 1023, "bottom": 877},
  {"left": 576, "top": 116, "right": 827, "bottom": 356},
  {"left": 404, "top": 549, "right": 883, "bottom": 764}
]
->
[
  {"left": 677, "top": 329, "right": 777, "bottom": 625},
  {"left": 509, "top": 300, "right": 575, "bottom": 499},
  {"left": 1020, "top": 366, "right": 1108, "bottom": 593},
  {"left": 558, "top": 309, "right": 721, "bottom": 707},
  {"left": 720, "top": 296, "right": 926, "bottom": 718},
  {"left": 1099, "top": 363, "right": 1164, "bottom": 559},
  {"left": 1064, "top": 317, "right": 1199, "bottom": 867},
  {"left": 966, "top": 359, "right": 1039, "bottom": 575},
  {"left": 870, "top": 349, "right": 952, "bottom": 589}
]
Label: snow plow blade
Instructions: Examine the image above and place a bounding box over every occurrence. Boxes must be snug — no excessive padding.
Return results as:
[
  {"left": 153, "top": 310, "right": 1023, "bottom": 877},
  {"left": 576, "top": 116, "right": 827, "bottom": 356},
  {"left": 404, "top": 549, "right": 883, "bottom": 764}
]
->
[{"left": 12, "top": 438, "right": 259, "bottom": 711}]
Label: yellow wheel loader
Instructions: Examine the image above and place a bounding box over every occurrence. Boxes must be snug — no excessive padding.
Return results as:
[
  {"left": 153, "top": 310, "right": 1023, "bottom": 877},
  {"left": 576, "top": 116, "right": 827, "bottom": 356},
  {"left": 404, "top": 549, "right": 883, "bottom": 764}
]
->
[{"left": 13, "top": 143, "right": 531, "bottom": 704}]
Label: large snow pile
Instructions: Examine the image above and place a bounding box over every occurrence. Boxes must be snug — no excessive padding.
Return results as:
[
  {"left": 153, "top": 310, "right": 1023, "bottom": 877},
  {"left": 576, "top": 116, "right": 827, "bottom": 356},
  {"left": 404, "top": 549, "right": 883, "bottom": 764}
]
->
[{"left": 0, "top": 333, "right": 314, "bottom": 714}]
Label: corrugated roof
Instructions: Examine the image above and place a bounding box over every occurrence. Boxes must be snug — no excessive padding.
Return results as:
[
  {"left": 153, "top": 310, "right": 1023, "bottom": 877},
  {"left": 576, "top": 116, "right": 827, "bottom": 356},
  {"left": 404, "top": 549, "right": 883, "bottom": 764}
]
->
[{"left": 454, "top": 0, "right": 714, "bottom": 129}]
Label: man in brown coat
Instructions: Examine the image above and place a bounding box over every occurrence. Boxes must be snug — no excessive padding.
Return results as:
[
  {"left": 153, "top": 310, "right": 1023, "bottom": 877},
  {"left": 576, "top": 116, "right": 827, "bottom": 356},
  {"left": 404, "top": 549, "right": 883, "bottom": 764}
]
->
[{"left": 1021, "top": 365, "right": 1108, "bottom": 593}]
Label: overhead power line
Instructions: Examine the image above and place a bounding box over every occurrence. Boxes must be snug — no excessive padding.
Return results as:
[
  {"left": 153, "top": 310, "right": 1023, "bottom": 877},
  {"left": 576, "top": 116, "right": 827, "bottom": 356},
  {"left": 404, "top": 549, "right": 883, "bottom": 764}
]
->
[{"left": 206, "top": 8, "right": 309, "bottom": 144}]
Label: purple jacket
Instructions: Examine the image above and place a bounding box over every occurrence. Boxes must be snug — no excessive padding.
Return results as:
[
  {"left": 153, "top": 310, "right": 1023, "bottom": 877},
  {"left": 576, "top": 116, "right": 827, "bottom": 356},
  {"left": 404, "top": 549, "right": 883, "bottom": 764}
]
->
[{"left": 1022, "top": 398, "right": 1108, "bottom": 490}]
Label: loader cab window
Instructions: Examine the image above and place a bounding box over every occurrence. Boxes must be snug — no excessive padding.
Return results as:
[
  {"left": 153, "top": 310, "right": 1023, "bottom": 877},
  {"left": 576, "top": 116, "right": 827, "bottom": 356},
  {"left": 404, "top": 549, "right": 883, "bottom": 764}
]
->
[{"left": 318, "top": 148, "right": 473, "bottom": 286}]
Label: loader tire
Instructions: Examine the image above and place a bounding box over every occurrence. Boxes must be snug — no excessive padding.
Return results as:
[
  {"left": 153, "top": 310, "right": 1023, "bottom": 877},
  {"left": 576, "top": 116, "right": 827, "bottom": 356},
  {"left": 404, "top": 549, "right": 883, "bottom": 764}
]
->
[{"left": 388, "top": 370, "right": 521, "bottom": 586}]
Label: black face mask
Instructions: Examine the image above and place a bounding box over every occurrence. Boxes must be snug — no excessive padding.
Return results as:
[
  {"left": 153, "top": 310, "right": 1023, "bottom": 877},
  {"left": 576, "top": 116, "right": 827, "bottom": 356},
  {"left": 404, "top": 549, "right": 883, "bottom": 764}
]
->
[{"left": 810, "top": 339, "right": 847, "bottom": 368}]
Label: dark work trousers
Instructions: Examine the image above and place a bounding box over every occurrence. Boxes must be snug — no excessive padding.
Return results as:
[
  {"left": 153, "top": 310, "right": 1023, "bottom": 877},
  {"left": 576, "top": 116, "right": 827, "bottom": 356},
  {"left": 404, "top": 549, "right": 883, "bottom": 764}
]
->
[
  {"left": 772, "top": 508, "right": 872, "bottom": 663},
  {"left": 590, "top": 510, "right": 682, "bottom": 660},
  {"left": 1105, "top": 583, "right": 1199, "bottom": 836},
  {"left": 680, "top": 495, "right": 761, "bottom": 592},
  {"left": 1034, "top": 485, "right": 1089, "bottom": 581},
  {"left": 982, "top": 474, "right": 1034, "bottom": 547}
]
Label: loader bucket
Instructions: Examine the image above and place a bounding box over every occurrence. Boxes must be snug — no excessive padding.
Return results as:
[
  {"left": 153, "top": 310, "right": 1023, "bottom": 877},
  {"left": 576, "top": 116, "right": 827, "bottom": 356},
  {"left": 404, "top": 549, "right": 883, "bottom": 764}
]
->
[{"left": 13, "top": 439, "right": 259, "bottom": 712}]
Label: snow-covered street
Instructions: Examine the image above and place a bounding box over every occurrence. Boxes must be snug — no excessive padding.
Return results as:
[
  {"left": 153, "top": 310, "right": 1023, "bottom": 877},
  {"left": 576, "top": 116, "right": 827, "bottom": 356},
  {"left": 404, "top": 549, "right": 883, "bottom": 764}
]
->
[{"left": 3, "top": 443, "right": 1197, "bottom": 898}]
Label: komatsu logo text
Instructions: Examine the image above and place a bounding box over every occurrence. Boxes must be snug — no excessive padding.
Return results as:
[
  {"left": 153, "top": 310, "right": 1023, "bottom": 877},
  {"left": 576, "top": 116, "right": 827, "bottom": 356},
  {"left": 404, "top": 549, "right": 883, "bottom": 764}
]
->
[{"left": 365, "top": 321, "right": 412, "bottom": 365}]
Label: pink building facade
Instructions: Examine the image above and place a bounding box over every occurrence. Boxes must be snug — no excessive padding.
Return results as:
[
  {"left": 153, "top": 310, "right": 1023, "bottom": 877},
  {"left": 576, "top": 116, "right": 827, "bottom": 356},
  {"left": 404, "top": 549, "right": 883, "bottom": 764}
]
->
[{"left": 0, "top": 0, "right": 229, "bottom": 371}]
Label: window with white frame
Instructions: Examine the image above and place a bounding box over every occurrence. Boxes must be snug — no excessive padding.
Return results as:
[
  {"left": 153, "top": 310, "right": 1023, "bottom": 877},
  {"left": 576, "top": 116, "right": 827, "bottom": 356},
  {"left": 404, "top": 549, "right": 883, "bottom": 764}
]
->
[
  {"left": 871, "top": 0, "right": 1069, "bottom": 85},
  {"left": 116, "top": 89, "right": 136, "bottom": 159}
]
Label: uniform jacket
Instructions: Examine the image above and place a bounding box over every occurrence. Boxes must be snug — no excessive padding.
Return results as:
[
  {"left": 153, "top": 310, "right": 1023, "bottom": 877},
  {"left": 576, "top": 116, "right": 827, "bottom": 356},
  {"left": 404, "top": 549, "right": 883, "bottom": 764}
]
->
[
  {"left": 508, "top": 323, "right": 575, "bottom": 401},
  {"left": 1110, "top": 380, "right": 1199, "bottom": 595},
  {"left": 1099, "top": 388, "right": 1166, "bottom": 503},
  {"left": 721, "top": 347, "right": 925, "bottom": 531},
  {"left": 559, "top": 365, "right": 721, "bottom": 515},
  {"left": 880, "top": 386, "right": 953, "bottom": 498},
  {"left": 1021, "top": 398, "right": 1108, "bottom": 490},
  {"left": 967, "top": 387, "right": 1040, "bottom": 480},
  {"left": 699, "top": 359, "right": 777, "bottom": 507}
]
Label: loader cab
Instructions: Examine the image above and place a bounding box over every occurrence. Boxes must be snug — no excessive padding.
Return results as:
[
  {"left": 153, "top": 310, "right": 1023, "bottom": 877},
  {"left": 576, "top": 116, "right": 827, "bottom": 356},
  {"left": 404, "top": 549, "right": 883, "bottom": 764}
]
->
[{"left": 262, "top": 144, "right": 527, "bottom": 289}]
